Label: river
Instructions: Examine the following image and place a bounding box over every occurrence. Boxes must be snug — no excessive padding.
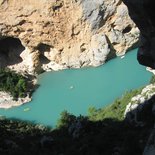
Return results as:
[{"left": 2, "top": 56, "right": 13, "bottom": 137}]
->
[{"left": 0, "top": 49, "right": 152, "bottom": 127}]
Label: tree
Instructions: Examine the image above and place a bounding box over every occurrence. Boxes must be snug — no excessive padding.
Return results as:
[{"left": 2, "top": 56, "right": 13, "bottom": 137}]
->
[{"left": 56, "top": 110, "right": 76, "bottom": 128}]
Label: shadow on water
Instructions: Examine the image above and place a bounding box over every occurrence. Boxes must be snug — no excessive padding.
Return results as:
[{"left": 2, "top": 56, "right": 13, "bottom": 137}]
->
[{"left": 0, "top": 94, "right": 155, "bottom": 155}]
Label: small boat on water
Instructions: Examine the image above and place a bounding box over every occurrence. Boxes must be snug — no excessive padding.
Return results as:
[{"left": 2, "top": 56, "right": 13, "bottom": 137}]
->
[
  {"left": 69, "top": 86, "right": 74, "bottom": 89},
  {"left": 121, "top": 55, "right": 125, "bottom": 59},
  {"left": 24, "top": 108, "right": 30, "bottom": 112}
]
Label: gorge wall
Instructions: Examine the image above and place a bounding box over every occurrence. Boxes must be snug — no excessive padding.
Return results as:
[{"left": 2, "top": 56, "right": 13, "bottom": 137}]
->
[
  {"left": 123, "top": 0, "right": 155, "bottom": 69},
  {"left": 0, "top": 0, "right": 139, "bottom": 74},
  {"left": 123, "top": 0, "right": 155, "bottom": 154}
]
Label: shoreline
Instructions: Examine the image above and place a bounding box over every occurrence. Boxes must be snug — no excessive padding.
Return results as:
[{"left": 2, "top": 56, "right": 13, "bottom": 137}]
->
[
  {"left": 0, "top": 72, "right": 37, "bottom": 109},
  {"left": 0, "top": 91, "right": 32, "bottom": 109}
]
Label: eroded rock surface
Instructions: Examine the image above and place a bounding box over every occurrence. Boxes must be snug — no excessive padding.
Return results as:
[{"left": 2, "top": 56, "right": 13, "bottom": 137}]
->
[
  {"left": 122, "top": 1, "right": 155, "bottom": 153},
  {"left": 124, "top": 84, "right": 155, "bottom": 125},
  {"left": 123, "top": 0, "right": 155, "bottom": 69},
  {"left": 0, "top": 0, "right": 138, "bottom": 74}
]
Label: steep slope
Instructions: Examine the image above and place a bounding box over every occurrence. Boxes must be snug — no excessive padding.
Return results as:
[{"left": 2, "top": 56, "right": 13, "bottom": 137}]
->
[
  {"left": 123, "top": 0, "right": 155, "bottom": 154},
  {"left": 123, "top": 0, "right": 155, "bottom": 69},
  {"left": 0, "top": 0, "right": 139, "bottom": 74}
]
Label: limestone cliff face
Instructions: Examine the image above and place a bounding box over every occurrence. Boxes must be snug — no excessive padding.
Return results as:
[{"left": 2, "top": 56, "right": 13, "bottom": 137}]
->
[{"left": 0, "top": 0, "right": 139, "bottom": 74}]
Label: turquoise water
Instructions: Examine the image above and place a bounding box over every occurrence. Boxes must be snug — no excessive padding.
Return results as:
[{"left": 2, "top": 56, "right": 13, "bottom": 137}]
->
[{"left": 0, "top": 49, "right": 152, "bottom": 127}]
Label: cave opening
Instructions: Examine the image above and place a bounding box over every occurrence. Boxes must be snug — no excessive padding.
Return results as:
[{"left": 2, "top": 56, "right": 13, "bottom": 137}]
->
[
  {"left": 37, "top": 43, "right": 51, "bottom": 64},
  {"left": 0, "top": 37, "right": 25, "bottom": 68},
  {"left": 122, "top": 25, "right": 132, "bottom": 34}
]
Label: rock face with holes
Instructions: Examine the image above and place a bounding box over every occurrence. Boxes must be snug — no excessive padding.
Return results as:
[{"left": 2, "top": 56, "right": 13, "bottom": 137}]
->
[{"left": 0, "top": 0, "right": 139, "bottom": 74}]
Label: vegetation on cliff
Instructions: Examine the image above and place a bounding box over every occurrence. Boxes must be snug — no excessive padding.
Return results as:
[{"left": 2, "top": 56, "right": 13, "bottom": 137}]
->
[
  {"left": 150, "top": 75, "right": 155, "bottom": 84},
  {"left": 88, "top": 89, "right": 143, "bottom": 122},
  {"left": 0, "top": 69, "right": 34, "bottom": 100}
]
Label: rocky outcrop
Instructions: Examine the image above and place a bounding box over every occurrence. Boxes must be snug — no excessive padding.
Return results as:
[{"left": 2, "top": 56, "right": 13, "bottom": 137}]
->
[
  {"left": 143, "top": 128, "right": 155, "bottom": 155},
  {"left": 123, "top": 0, "right": 155, "bottom": 69},
  {"left": 0, "top": 0, "right": 139, "bottom": 74},
  {"left": 122, "top": 1, "right": 155, "bottom": 154},
  {"left": 124, "top": 86, "right": 155, "bottom": 155},
  {"left": 0, "top": 91, "right": 31, "bottom": 109},
  {"left": 124, "top": 84, "right": 155, "bottom": 125}
]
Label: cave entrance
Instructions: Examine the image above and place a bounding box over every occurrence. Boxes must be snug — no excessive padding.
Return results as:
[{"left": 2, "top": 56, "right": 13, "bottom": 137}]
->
[
  {"left": 37, "top": 43, "right": 51, "bottom": 64},
  {"left": 0, "top": 37, "right": 25, "bottom": 68}
]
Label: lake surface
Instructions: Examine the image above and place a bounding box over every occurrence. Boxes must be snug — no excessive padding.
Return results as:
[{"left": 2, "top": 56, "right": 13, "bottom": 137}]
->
[{"left": 0, "top": 49, "right": 152, "bottom": 127}]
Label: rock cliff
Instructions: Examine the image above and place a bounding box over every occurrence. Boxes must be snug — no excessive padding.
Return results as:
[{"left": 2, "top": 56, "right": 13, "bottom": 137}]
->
[
  {"left": 123, "top": 0, "right": 155, "bottom": 154},
  {"left": 0, "top": 0, "right": 139, "bottom": 74},
  {"left": 123, "top": 0, "right": 155, "bottom": 69}
]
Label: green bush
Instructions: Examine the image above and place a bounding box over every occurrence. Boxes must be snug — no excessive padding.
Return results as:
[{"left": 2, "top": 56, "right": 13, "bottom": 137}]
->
[
  {"left": 56, "top": 110, "right": 76, "bottom": 128},
  {"left": 150, "top": 75, "right": 155, "bottom": 84},
  {"left": 0, "top": 68, "right": 28, "bottom": 99}
]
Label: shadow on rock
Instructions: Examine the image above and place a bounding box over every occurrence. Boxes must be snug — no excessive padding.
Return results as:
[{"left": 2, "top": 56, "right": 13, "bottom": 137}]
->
[{"left": 0, "top": 95, "right": 155, "bottom": 155}]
